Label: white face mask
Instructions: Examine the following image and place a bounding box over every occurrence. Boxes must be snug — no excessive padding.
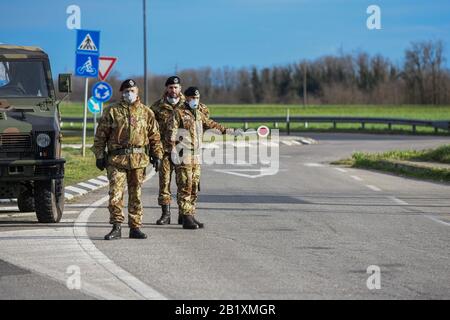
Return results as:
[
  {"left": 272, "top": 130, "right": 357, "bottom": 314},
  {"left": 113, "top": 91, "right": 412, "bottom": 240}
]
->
[
  {"left": 188, "top": 100, "right": 198, "bottom": 109},
  {"left": 167, "top": 96, "right": 180, "bottom": 105},
  {"left": 123, "top": 91, "right": 137, "bottom": 104}
]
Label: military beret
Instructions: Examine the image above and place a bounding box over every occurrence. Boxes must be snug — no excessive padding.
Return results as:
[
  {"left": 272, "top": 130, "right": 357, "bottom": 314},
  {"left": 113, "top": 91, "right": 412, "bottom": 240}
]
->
[
  {"left": 184, "top": 86, "right": 200, "bottom": 97},
  {"left": 165, "top": 76, "right": 181, "bottom": 86},
  {"left": 120, "top": 79, "right": 137, "bottom": 91}
]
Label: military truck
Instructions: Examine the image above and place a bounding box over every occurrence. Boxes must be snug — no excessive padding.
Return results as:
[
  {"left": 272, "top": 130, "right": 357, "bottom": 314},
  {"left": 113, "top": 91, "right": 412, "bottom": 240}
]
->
[{"left": 0, "top": 45, "right": 72, "bottom": 223}]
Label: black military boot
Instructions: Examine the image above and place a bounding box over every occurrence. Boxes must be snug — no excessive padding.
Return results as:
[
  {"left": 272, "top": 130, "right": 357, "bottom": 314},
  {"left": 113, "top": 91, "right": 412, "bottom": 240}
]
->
[
  {"left": 104, "top": 224, "right": 121, "bottom": 240},
  {"left": 178, "top": 214, "right": 183, "bottom": 225},
  {"left": 129, "top": 228, "right": 148, "bottom": 239},
  {"left": 156, "top": 204, "right": 171, "bottom": 225},
  {"left": 182, "top": 215, "right": 199, "bottom": 230},
  {"left": 193, "top": 216, "right": 204, "bottom": 229}
]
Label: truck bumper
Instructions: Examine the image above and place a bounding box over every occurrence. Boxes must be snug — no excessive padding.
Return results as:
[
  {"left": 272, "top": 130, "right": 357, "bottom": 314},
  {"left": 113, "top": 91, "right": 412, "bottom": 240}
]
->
[{"left": 0, "top": 159, "right": 65, "bottom": 181}]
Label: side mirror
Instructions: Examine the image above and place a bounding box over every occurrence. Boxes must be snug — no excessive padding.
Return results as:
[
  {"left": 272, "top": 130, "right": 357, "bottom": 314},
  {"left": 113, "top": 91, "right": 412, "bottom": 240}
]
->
[{"left": 58, "top": 73, "right": 72, "bottom": 93}]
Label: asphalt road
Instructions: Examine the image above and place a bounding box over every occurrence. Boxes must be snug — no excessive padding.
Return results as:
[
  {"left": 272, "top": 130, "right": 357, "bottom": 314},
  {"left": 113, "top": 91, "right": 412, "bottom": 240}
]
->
[{"left": 0, "top": 133, "right": 449, "bottom": 300}]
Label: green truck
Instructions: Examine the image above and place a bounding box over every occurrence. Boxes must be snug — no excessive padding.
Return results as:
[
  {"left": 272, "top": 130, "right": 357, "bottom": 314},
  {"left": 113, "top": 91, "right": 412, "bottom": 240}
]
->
[{"left": 0, "top": 44, "right": 72, "bottom": 223}]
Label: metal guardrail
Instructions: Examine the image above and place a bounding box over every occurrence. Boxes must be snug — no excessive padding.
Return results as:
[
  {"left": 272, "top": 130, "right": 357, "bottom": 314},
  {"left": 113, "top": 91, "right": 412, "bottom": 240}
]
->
[{"left": 61, "top": 116, "right": 450, "bottom": 135}]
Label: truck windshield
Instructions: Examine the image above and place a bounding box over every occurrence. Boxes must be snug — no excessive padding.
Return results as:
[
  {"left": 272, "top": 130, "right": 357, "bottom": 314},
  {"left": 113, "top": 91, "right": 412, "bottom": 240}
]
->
[{"left": 0, "top": 60, "right": 49, "bottom": 98}]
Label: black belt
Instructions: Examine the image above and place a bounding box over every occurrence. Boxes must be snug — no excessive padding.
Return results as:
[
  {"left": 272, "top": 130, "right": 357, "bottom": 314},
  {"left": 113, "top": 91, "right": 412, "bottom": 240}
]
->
[{"left": 109, "top": 147, "right": 146, "bottom": 156}]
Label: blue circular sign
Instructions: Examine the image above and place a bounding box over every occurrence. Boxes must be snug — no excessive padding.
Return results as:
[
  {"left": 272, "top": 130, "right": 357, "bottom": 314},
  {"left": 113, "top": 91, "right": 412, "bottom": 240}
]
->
[
  {"left": 88, "top": 97, "right": 102, "bottom": 114},
  {"left": 92, "top": 81, "right": 113, "bottom": 103}
]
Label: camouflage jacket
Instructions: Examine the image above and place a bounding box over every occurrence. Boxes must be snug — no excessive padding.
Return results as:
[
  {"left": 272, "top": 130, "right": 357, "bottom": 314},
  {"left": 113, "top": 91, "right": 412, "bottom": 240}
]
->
[
  {"left": 91, "top": 98, "right": 163, "bottom": 169},
  {"left": 198, "top": 102, "right": 210, "bottom": 119},
  {"left": 150, "top": 94, "right": 185, "bottom": 153},
  {"left": 167, "top": 103, "right": 226, "bottom": 164}
]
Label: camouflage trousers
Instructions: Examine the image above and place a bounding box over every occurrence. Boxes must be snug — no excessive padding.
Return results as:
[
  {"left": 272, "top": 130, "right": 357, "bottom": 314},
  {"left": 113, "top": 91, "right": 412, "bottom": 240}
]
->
[
  {"left": 107, "top": 166, "right": 146, "bottom": 228},
  {"left": 158, "top": 152, "right": 175, "bottom": 206},
  {"left": 175, "top": 163, "right": 201, "bottom": 216}
]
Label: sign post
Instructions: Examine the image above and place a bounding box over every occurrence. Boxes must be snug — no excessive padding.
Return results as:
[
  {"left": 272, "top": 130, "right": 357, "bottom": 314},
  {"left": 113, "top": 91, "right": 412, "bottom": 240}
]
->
[
  {"left": 88, "top": 97, "right": 102, "bottom": 132},
  {"left": 75, "top": 29, "right": 100, "bottom": 157}
]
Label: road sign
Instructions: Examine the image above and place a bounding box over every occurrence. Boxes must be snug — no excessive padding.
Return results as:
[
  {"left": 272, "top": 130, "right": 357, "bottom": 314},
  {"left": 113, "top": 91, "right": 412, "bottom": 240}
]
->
[
  {"left": 75, "top": 53, "right": 99, "bottom": 77},
  {"left": 88, "top": 97, "right": 102, "bottom": 114},
  {"left": 75, "top": 29, "right": 100, "bottom": 78},
  {"left": 92, "top": 81, "right": 113, "bottom": 103},
  {"left": 75, "top": 29, "right": 101, "bottom": 157},
  {"left": 98, "top": 57, "right": 118, "bottom": 81},
  {"left": 76, "top": 30, "right": 100, "bottom": 54},
  {"left": 257, "top": 125, "right": 270, "bottom": 138}
]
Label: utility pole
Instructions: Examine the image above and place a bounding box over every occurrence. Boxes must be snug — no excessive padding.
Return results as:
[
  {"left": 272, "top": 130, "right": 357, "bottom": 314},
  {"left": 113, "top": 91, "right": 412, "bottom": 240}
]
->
[
  {"left": 303, "top": 62, "right": 308, "bottom": 106},
  {"left": 143, "top": 0, "right": 148, "bottom": 105}
]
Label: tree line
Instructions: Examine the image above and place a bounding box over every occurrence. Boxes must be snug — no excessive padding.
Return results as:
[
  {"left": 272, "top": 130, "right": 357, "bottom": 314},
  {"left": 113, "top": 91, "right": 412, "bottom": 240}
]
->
[{"left": 65, "top": 40, "right": 449, "bottom": 105}]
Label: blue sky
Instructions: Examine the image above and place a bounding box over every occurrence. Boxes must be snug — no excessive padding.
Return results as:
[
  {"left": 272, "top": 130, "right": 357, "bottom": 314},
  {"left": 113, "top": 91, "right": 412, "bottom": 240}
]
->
[{"left": 1, "top": 0, "right": 449, "bottom": 78}]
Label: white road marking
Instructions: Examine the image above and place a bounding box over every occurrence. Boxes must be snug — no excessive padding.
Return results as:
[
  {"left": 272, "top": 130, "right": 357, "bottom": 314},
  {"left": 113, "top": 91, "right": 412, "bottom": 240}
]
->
[
  {"left": 88, "top": 178, "right": 109, "bottom": 187},
  {"left": 282, "top": 141, "right": 293, "bottom": 146},
  {"left": 351, "top": 175, "right": 363, "bottom": 181},
  {"left": 77, "top": 182, "right": 99, "bottom": 191},
  {"left": 387, "top": 196, "right": 409, "bottom": 206},
  {"left": 298, "top": 138, "right": 313, "bottom": 145},
  {"left": 304, "top": 163, "right": 325, "bottom": 167},
  {"left": 0, "top": 206, "right": 19, "bottom": 212},
  {"left": 97, "top": 176, "right": 109, "bottom": 182},
  {"left": 73, "top": 169, "right": 167, "bottom": 299},
  {"left": 65, "top": 186, "right": 88, "bottom": 195},
  {"left": 366, "top": 185, "right": 382, "bottom": 192},
  {"left": 63, "top": 211, "right": 79, "bottom": 214},
  {"left": 64, "top": 193, "right": 74, "bottom": 200},
  {"left": 0, "top": 212, "right": 36, "bottom": 218},
  {"left": 290, "top": 140, "right": 302, "bottom": 145},
  {"left": 335, "top": 168, "right": 347, "bottom": 173},
  {"left": 0, "top": 169, "right": 166, "bottom": 300},
  {"left": 425, "top": 215, "right": 450, "bottom": 227}
]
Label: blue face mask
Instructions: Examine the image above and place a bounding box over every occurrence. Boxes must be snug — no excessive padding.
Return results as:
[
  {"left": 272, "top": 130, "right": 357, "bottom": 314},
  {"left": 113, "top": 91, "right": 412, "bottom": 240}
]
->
[{"left": 189, "top": 100, "right": 198, "bottom": 109}]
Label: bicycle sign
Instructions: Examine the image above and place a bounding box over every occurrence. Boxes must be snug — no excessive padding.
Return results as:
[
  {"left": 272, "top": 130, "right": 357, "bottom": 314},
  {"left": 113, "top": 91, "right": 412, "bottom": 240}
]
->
[
  {"left": 75, "top": 29, "right": 100, "bottom": 78},
  {"left": 75, "top": 54, "right": 99, "bottom": 77}
]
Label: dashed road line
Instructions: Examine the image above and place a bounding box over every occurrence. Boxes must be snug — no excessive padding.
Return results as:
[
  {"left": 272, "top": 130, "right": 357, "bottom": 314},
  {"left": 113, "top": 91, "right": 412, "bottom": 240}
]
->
[
  {"left": 366, "top": 185, "right": 382, "bottom": 192},
  {"left": 335, "top": 168, "right": 348, "bottom": 173},
  {"left": 304, "top": 163, "right": 325, "bottom": 167},
  {"left": 387, "top": 196, "right": 409, "bottom": 206},
  {"left": 351, "top": 175, "right": 363, "bottom": 181},
  {"left": 425, "top": 215, "right": 450, "bottom": 227}
]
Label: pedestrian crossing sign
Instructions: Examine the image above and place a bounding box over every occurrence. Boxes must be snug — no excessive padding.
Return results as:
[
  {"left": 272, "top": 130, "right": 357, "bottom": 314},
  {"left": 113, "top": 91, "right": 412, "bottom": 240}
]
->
[{"left": 76, "top": 30, "right": 100, "bottom": 54}]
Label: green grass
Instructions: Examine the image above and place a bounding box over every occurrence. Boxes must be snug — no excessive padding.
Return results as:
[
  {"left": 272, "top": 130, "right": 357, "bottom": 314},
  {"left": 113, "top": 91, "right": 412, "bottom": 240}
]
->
[
  {"left": 60, "top": 102, "right": 450, "bottom": 120},
  {"left": 333, "top": 145, "right": 450, "bottom": 183},
  {"left": 62, "top": 147, "right": 100, "bottom": 186},
  {"left": 60, "top": 103, "right": 450, "bottom": 137},
  {"left": 352, "top": 145, "right": 450, "bottom": 164}
]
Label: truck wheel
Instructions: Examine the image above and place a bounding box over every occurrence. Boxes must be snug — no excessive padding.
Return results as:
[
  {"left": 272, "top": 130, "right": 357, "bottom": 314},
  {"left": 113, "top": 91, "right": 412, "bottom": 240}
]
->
[
  {"left": 34, "top": 179, "right": 64, "bottom": 223},
  {"left": 18, "top": 189, "right": 35, "bottom": 212}
]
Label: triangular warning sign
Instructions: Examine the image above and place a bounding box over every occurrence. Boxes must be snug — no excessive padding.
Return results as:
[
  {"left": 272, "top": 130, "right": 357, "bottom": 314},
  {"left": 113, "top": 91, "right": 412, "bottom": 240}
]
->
[
  {"left": 98, "top": 57, "right": 118, "bottom": 81},
  {"left": 78, "top": 33, "right": 98, "bottom": 51}
]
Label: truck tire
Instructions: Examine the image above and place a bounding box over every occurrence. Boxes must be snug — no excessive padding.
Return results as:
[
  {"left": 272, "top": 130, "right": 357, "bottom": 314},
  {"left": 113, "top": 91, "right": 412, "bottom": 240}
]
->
[
  {"left": 34, "top": 179, "right": 64, "bottom": 223},
  {"left": 18, "top": 189, "right": 35, "bottom": 212}
]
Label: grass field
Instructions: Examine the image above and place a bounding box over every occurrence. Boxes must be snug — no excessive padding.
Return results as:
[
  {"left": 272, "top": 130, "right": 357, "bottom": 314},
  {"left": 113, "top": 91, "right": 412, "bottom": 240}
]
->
[
  {"left": 62, "top": 147, "right": 99, "bottom": 186},
  {"left": 60, "top": 102, "right": 450, "bottom": 119},
  {"left": 333, "top": 145, "right": 450, "bottom": 183},
  {"left": 59, "top": 103, "right": 450, "bottom": 143}
]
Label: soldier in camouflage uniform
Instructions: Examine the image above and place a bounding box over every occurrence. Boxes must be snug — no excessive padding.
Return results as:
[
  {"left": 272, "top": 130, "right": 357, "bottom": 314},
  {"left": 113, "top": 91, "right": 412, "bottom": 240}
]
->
[
  {"left": 150, "top": 76, "right": 186, "bottom": 225},
  {"left": 167, "top": 87, "right": 233, "bottom": 229},
  {"left": 92, "top": 79, "right": 163, "bottom": 240}
]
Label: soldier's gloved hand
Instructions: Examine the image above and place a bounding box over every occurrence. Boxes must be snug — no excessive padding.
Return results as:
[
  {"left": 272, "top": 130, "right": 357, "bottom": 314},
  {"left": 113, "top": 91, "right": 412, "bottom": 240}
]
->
[
  {"left": 152, "top": 157, "right": 162, "bottom": 172},
  {"left": 96, "top": 158, "right": 106, "bottom": 171}
]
